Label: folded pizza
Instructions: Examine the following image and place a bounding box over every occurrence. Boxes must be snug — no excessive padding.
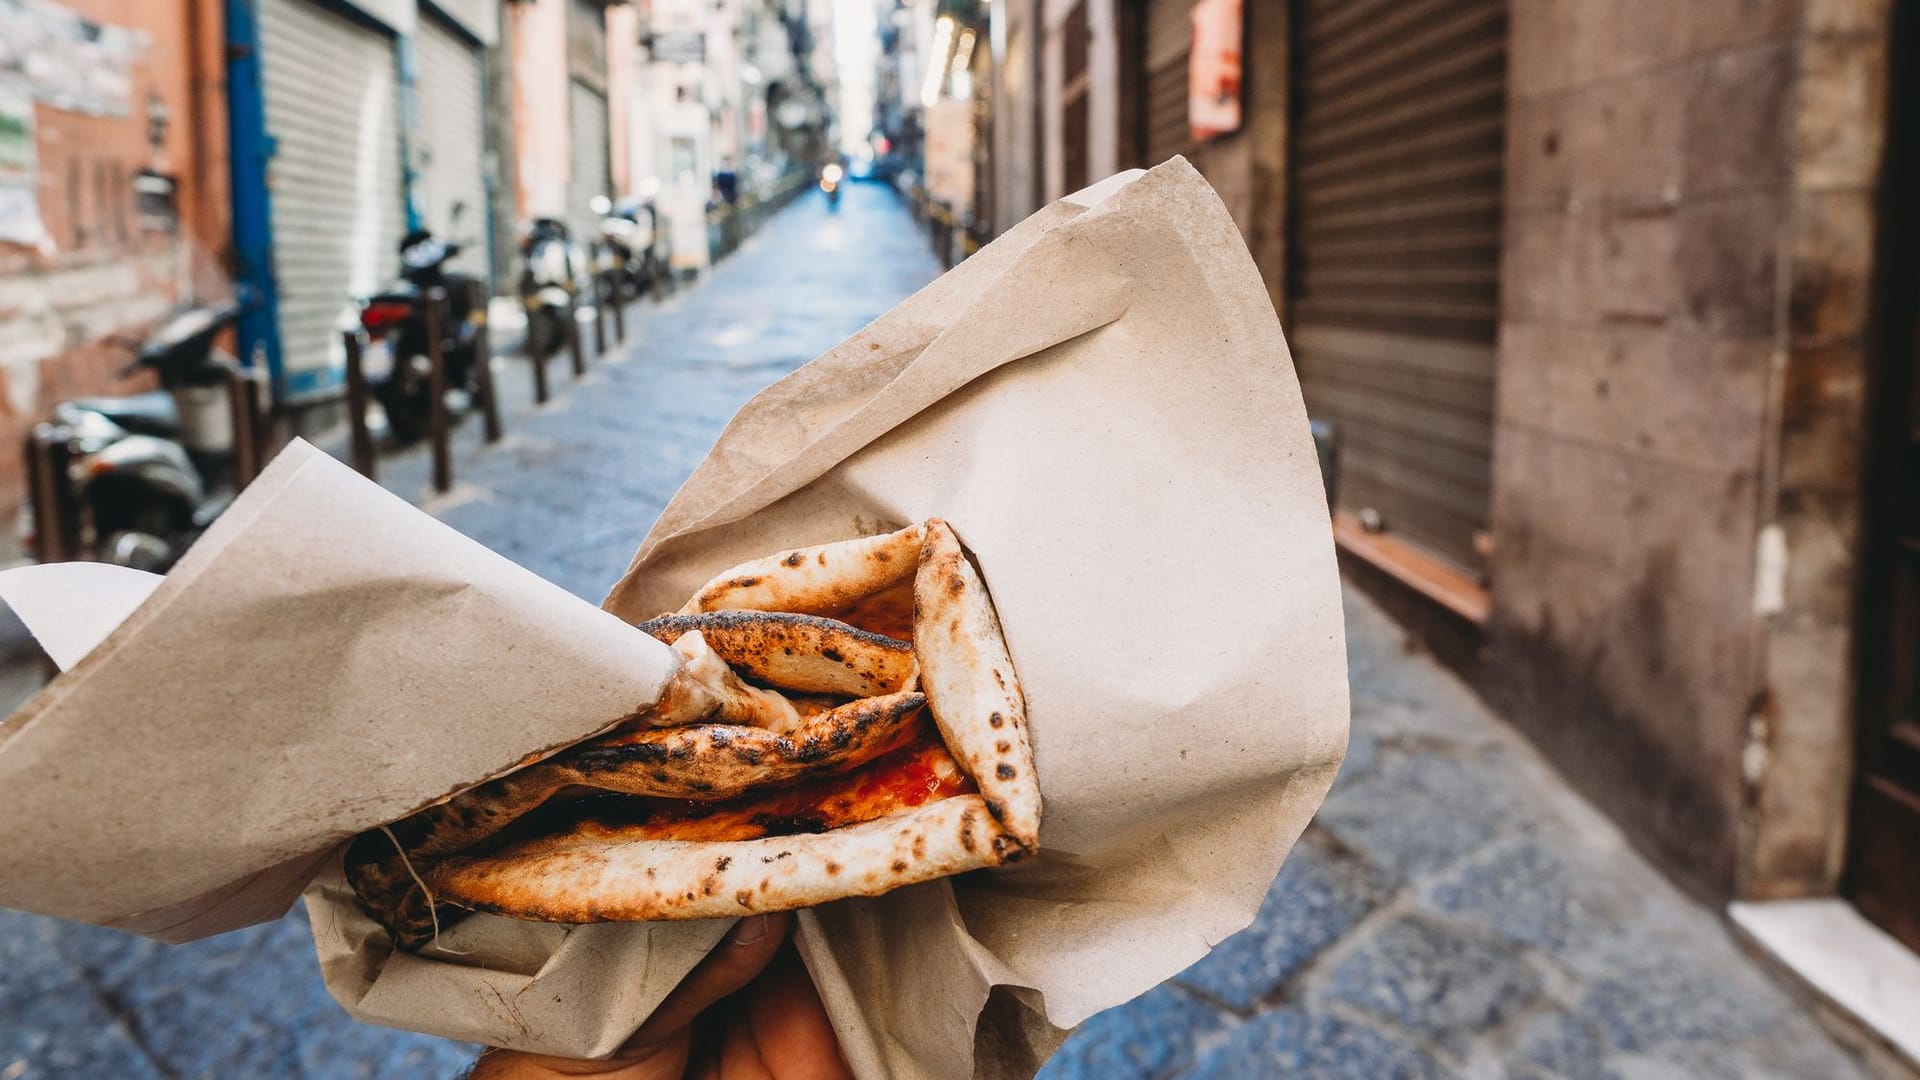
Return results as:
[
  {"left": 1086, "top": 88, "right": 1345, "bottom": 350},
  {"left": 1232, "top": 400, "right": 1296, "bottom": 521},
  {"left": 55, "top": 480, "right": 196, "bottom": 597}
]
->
[{"left": 346, "top": 519, "right": 1039, "bottom": 950}]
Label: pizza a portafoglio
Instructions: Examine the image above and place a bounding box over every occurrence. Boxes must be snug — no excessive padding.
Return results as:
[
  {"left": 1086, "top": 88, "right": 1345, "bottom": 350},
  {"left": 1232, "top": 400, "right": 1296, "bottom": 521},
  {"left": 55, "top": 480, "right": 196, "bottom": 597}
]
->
[{"left": 345, "top": 519, "right": 1039, "bottom": 950}]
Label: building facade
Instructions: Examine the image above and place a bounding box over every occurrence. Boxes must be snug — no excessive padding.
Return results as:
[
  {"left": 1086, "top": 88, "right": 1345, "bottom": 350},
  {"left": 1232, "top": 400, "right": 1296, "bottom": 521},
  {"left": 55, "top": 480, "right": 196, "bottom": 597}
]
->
[
  {"left": 992, "top": 0, "right": 1916, "bottom": 987},
  {"left": 0, "top": 0, "right": 230, "bottom": 515}
]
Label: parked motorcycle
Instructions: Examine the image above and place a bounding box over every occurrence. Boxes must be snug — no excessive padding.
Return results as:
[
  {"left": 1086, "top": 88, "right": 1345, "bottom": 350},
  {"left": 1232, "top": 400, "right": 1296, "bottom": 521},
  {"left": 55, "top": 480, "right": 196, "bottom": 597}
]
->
[
  {"left": 356, "top": 206, "right": 486, "bottom": 443},
  {"left": 590, "top": 195, "right": 672, "bottom": 304},
  {"left": 820, "top": 162, "right": 843, "bottom": 210},
  {"left": 27, "top": 298, "right": 246, "bottom": 570},
  {"left": 520, "top": 216, "right": 584, "bottom": 360}
]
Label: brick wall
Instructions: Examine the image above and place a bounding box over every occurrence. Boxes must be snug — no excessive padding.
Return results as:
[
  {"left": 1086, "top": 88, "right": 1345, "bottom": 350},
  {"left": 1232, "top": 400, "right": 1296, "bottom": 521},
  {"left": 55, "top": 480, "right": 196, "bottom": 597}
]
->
[{"left": 0, "top": 0, "right": 229, "bottom": 528}]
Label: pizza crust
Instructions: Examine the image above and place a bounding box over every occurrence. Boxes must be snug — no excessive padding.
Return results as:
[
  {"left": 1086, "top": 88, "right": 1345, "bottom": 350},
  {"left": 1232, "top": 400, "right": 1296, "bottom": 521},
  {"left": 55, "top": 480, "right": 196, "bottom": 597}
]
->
[
  {"left": 428, "top": 794, "right": 1012, "bottom": 924},
  {"left": 636, "top": 611, "right": 915, "bottom": 698},
  {"left": 681, "top": 523, "right": 925, "bottom": 617},
  {"left": 913, "top": 520, "right": 1042, "bottom": 851}
]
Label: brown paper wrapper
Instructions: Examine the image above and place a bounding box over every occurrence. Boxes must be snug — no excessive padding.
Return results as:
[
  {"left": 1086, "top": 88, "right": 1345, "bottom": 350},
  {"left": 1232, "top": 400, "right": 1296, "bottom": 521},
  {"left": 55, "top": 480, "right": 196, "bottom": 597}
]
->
[{"left": 0, "top": 159, "right": 1347, "bottom": 1075}]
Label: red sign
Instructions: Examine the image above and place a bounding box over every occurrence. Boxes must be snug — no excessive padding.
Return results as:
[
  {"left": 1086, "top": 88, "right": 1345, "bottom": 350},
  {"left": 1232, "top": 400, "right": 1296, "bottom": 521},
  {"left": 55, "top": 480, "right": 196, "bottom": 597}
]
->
[{"left": 1189, "top": 0, "right": 1242, "bottom": 142}]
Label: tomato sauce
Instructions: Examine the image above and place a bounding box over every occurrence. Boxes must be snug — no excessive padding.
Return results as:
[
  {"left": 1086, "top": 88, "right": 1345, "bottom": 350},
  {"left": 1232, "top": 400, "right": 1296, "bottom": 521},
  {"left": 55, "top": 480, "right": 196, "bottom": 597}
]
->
[{"left": 524, "top": 737, "right": 977, "bottom": 845}]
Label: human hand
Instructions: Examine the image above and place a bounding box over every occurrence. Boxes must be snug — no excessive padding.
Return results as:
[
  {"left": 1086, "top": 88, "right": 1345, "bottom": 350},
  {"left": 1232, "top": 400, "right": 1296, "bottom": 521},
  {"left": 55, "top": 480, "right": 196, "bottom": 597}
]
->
[{"left": 467, "top": 912, "right": 850, "bottom": 1080}]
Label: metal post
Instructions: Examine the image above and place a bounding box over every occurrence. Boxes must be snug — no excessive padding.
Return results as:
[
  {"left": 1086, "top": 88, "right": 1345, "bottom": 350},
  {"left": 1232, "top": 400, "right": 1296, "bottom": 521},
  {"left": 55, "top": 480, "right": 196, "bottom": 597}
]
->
[
  {"left": 225, "top": 366, "right": 258, "bottom": 490},
  {"left": 592, "top": 272, "right": 609, "bottom": 357},
  {"left": 241, "top": 369, "right": 269, "bottom": 477},
  {"left": 567, "top": 290, "right": 587, "bottom": 378},
  {"left": 341, "top": 330, "right": 376, "bottom": 480},
  {"left": 24, "top": 425, "right": 79, "bottom": 563},
  {"left": 425, "top": 287, "right": 452, "bottom": 493},
  {"left": 530, "top": 309, "right": 552, "bottom": 404},
  {"left": 473, "top": 317, "right": 502, "bottom": 443},
  {"left": 611, "top": 275, "right": 626, "bottom": 344}
]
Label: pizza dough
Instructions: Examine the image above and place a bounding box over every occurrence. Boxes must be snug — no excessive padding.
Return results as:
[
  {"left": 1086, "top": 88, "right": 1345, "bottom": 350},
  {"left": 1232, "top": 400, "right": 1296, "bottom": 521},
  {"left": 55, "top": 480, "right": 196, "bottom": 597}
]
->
[{"left": 346, "top": 519, "right": 1040, "bottom": 949}]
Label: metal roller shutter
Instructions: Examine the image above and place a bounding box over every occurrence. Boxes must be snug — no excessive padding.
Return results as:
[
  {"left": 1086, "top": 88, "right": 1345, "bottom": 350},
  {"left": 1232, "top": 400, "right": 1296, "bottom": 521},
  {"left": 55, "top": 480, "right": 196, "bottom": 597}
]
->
[
  {"left": 568, "top": 80, "right": 610, "bottom": 248},
  {"left": 1289, "top": 0, "right": 1505, "bottom": 574},
  {"left": 1059, "top": 1, "right": 1090, "bottom": 192},
  {"left": 414, "top": 10, "right": 491, "bottom": 282},
  {"left": 1143, "top": 0, "right": 1195, "bottom": 166},
  {"left": 259, "top": 0, "right": 405, "bottom": 393}
]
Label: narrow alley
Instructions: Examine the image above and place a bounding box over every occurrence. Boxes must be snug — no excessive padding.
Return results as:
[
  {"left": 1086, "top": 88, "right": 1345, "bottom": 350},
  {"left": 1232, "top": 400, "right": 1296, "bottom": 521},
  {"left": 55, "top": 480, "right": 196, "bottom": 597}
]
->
[{"left": 0, "top": 187, "right": 1877, "bottom": 1079}]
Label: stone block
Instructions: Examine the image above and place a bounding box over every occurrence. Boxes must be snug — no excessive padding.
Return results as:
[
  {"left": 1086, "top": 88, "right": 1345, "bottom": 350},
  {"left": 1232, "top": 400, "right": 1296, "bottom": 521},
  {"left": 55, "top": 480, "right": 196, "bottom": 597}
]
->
[
  {"left": 1495, "top": 324, "right": 1770, "bottom": 476},
  {"left": 1687, "top": 0, "right": 1802, "bottom": 53},
  {"left": 1037, "top": 982, "right": 1225, "bottom": 1080},
  {"left": 1500, "top": 209, "right": 1580, "bottom": 325},
  {"left": 1420, "top": 839, "right": 1645, "bottom": 954},
  {"left": 1577, "top": 208, "right": 1679, "bottom": 325},
  {"left": 1789, "top": 188, "right": 1877, "bottom": 343},
  {"left": 1315, "top": 915, "right": 1543, "bottom": 1056},
  {"left": 1570, "top": 0, "right": 1691, "bottom": 87},
  {"left": 1675, "top": 192, "right": 1786, "bottom": 341},
  {"left": 1315, "top": 741, "right": 1524, "bottom": 878},
  {"left": 1174, "top": 829, "right": 1393, "bottom": 1011},
  {"left": 1795, "top": 35, "right": 1889, "bottom": 191},
  {"left": 1562, "top": 69, "right": 1686, "bottom": 208},
  {"left": 1509, "top": 0, "right": 1581, "bottom": 99},
  {"left": 1683, "top": 45, "right": 1793, "bottom": 199},
  {"left": 1185, "top": 1008, "right": 1445, "bottom": 1080},
  {"left": 0, "top": 983, "right": 168, "bottom": 1079},
  {"left": 1505, "top": 96, "right": 1571, "bottom": 212}
]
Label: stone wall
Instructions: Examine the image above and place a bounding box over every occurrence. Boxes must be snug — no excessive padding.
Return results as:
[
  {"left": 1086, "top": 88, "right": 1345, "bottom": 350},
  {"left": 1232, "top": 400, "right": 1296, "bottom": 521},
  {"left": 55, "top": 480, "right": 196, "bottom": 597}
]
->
[{"left": 1487, "top": 0, "right": 1890, "bottom": 903}]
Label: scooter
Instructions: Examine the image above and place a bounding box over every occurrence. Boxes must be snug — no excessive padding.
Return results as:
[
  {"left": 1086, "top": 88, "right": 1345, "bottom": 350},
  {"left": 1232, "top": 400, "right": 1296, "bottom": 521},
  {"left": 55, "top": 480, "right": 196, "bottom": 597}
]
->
[
  {"left": 820, "top": 163, "right": 843, "bottom": 210},
  {"left": 26, "top": 298, "right": 246, "bottom": 570},
  {"left": 356, "top": 206, "right": 486, "bottom": 443},
  {"left": 591, "top": 195, "right": 672, "bottom": 303},
  {"left": 520, "top": 217, "right": 584, "bottom": 360}
]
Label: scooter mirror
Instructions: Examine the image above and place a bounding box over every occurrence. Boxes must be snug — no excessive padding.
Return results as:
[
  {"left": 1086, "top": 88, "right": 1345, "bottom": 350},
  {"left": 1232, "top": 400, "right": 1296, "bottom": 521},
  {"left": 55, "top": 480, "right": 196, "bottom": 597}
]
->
[{"left": 589, "top": 194, "right": 612, "bottom": 216}]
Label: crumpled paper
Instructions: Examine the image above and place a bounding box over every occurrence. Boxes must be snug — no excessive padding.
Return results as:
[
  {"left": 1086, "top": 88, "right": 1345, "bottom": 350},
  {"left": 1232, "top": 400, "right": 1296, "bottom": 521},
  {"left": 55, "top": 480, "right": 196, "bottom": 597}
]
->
[{"left": 0, "top": 158, "right": 1346, "bottom": 1077}]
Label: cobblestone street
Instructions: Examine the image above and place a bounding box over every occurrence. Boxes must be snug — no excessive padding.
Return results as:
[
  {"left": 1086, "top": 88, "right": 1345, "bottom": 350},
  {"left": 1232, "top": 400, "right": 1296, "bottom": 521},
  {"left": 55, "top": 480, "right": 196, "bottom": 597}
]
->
[{"left": 0, "top": 184, "right": 1876, "bottom": 1078}]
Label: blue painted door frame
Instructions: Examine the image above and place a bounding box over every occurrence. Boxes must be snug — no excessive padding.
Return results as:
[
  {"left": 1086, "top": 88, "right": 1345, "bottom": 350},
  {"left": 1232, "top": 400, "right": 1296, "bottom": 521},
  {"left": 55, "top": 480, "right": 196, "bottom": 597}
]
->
[{"left": 225, "top": 0, "right": 283, "bottom": 386}]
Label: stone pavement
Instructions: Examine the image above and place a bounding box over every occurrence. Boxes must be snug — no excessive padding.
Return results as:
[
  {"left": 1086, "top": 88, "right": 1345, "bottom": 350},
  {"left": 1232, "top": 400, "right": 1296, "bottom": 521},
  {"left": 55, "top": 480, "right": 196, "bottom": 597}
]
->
[{"left": 0, "top": 181, "right": 1873, "bottom": 1078}]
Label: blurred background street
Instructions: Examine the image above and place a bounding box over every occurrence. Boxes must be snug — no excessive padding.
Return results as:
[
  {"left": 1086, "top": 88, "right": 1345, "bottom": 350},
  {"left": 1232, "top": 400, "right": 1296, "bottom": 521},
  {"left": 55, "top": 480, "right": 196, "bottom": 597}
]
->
[{"left": 1, "top": 0, "right": 1917, "bottom": 1077}]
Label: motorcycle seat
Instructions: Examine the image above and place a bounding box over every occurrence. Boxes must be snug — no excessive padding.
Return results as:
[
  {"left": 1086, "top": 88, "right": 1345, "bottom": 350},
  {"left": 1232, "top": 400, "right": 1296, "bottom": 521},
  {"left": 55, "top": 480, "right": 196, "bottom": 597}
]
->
[{"left": 69, "top": 390, "right": 179, "bottom": 438}]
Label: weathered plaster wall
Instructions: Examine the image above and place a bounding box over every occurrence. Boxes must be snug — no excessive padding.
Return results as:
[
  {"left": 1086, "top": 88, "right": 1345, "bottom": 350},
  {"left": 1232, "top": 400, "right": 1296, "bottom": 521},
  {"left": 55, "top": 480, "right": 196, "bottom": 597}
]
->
[
  {"left": 0, "top": 0, "right": 230, "bottom": 519},
  {"left": 1744, "top": 0, "right": 1890, "bottom": 900}
]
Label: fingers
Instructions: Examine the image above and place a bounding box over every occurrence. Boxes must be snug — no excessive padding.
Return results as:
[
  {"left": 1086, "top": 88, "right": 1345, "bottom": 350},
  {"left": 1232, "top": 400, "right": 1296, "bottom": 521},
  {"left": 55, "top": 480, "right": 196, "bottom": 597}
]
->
[
  {"left": 619, "top": 912, "right": 795, "bottom": 1056},
  {"left": 741, "top": 943, "right": 852, "bottom": 1080}
]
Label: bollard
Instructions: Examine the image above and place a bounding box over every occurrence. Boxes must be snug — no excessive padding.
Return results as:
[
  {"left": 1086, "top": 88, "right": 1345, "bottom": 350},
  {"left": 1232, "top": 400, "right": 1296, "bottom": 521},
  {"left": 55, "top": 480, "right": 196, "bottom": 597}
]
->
[
  {"left": 24, "top": 424, "right": 80, "bottom": 562},
  {"left": 567, "top": 290, "right": 587, "bottom": 379},
  {"left": 425, "top": 287, "right": 452, "bottom": 494},
  {"left": 342, "top": 329, "right": 377, "bottom": 480},
  {"left": 612, "top": 277, "right": 627, "bottom": 344},
  {"left": 593, "top": 272, "right": 609, "bottom": 357},
  {"left": 473, "top": 316, "right": 502, "bottom": 443},
  {"left": 224, "top": 365, "right": 259, "bottom": 490}
]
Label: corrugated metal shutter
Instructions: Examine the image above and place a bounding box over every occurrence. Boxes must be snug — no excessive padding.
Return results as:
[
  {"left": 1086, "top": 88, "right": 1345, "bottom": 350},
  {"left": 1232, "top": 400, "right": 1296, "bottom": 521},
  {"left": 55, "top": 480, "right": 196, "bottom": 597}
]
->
[
  {"left": 259, "top": 0, "right": 404, "bottom": 393},
  {"left": 568, "top": 80, "right": 610, "bottom": 248},
  {"left": 414, "top": 9, "right": 491, "bottom": 282},
  {"left": 1144, "top": 0, "right": 1194, "bottom": 165},
  {"left": 1289, "top": 0, "right": 1505, "bottom": 574}
]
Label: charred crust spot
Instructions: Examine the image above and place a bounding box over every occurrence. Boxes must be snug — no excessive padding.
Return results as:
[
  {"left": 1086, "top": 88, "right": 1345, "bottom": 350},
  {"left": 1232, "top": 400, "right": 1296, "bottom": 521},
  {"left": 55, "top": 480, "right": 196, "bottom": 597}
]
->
[
  {"left": 946, "top": 573, "right": 965, "bottom": 596},
  {"left": 715, "top": 856, "right": 732, "bottom": 871},
  {"left": 709, "top": 729, "right": 732, "bottom": 748},
  {"left": 731, "top": 576, "right": 761, "bottom": 589},
  {"left": 892, "top": 860, "right": 908, "bottom": 873},
  {"left": 760, "top": 879, "right": 773, "bottom": 891},
  {"left": 824, "top": 861, "right": 842, "bottom": 875},
  {"left": 817, "top": 552, "right": 827, "bottom": 564},
  {"left": 996, "top": 740, "right": 1011, "bottom": 753},
  {"left": 735, "top": 889, "right": 755, "bottom": 907},
  {"left": 820, "top": 647, "right": 845, "bottom": 663},
  {"left": 996, "top": 764, "right": 1017, "bottom": 780},
  {"left": 912, "top": 835, "right": 927, "bottom": 859},
  {"left": 989, "top": 711, "right": 1005, "bottom": 728},
  {"left": 959, "top": 812, "right": 979, "bottom": 851},
  {"left": 992, "top": 670, "right": 1007, "bottom": 689},
  {"left": 783, "top": 552, "right": 804, "bottom": 567}
]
